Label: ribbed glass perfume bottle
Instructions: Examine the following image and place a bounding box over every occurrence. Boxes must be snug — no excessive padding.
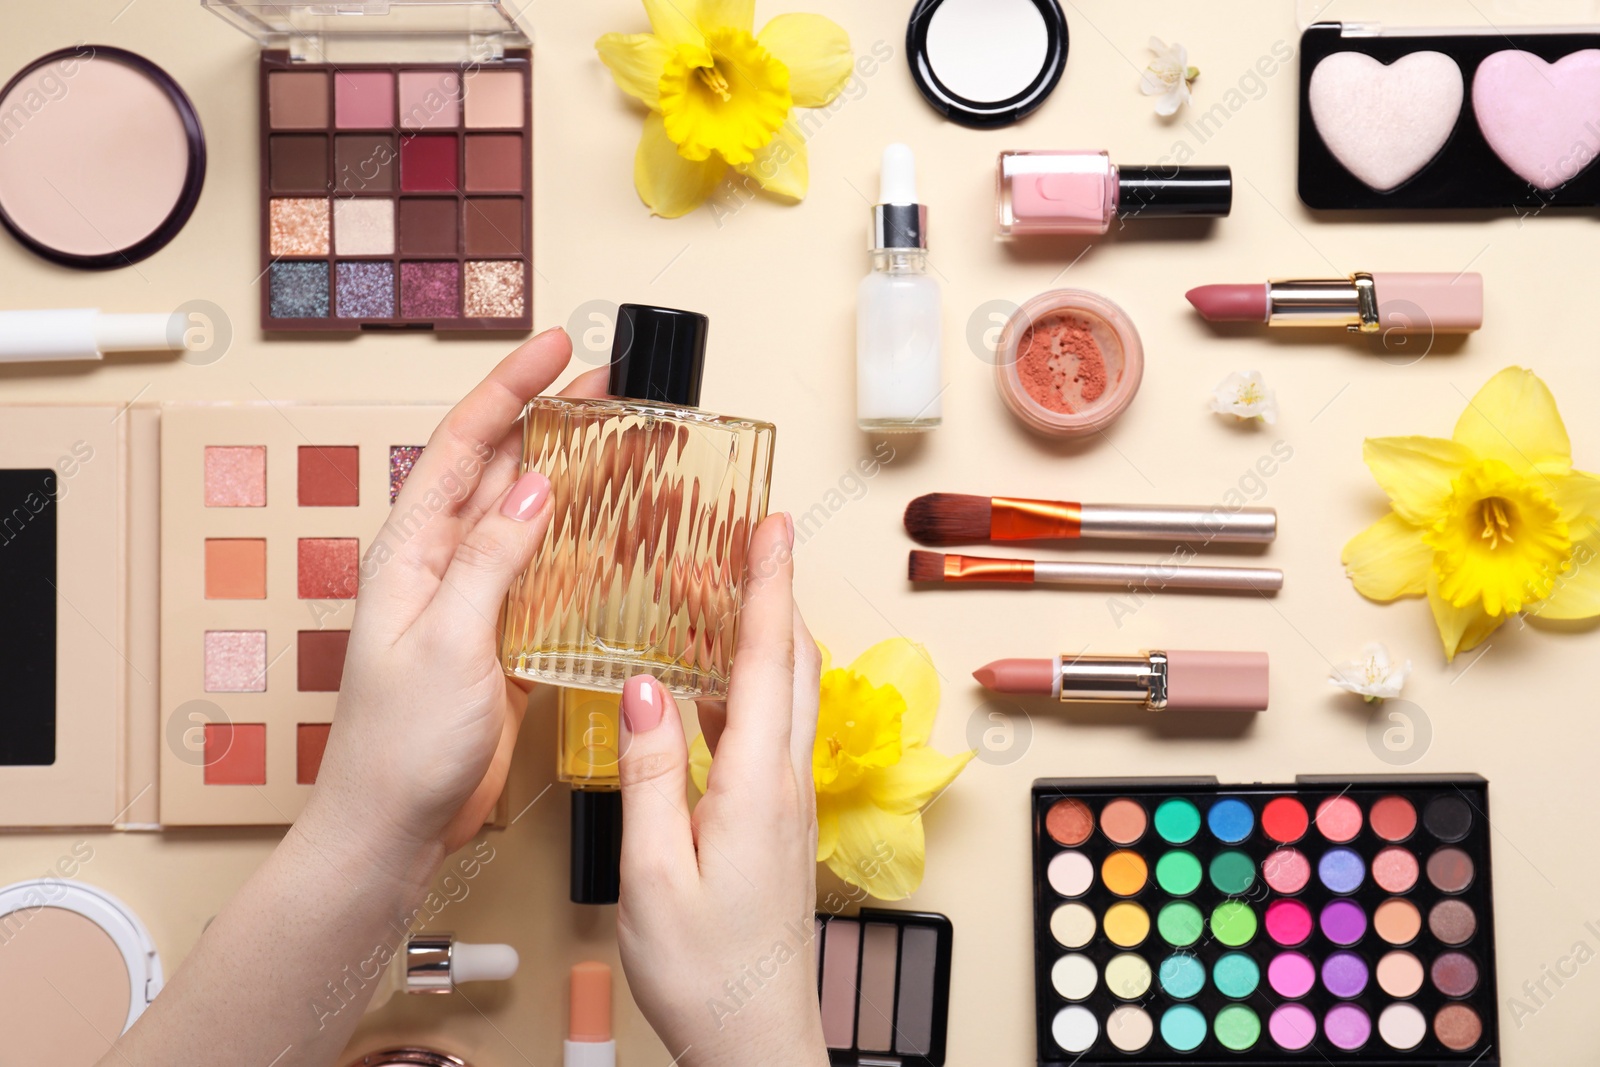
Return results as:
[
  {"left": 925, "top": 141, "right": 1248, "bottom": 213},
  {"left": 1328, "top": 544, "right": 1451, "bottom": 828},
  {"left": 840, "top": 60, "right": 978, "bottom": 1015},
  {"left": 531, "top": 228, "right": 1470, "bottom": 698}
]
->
[{"left": 501, "top": 305, "right": 775, "bottom": 699}]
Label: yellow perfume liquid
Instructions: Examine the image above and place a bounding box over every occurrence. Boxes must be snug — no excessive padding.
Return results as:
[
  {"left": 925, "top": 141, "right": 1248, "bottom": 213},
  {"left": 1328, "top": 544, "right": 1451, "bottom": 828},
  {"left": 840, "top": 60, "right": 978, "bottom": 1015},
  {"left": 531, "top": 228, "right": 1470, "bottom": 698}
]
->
[{"left": 500, "top": 305, "right": 775, "bottom": 699}]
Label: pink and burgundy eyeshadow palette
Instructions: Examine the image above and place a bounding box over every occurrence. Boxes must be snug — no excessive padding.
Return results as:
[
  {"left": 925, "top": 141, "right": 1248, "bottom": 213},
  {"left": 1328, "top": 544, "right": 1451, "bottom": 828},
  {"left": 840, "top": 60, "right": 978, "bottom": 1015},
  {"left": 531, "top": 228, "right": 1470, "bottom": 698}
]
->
[
  {"left": 1031, "top": 776, "right": 1497, "bottom": 1065},
  {"left": 260, "top": 53, "right": 531, "bottom": 330}
]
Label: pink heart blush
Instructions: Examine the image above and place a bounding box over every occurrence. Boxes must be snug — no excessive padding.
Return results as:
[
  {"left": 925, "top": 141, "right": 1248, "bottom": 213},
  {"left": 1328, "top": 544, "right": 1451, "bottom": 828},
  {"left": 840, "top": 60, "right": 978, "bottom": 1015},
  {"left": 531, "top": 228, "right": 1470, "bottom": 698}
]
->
[{"left": 1474, "top": 49, "right": 1600, "bottom": 190}]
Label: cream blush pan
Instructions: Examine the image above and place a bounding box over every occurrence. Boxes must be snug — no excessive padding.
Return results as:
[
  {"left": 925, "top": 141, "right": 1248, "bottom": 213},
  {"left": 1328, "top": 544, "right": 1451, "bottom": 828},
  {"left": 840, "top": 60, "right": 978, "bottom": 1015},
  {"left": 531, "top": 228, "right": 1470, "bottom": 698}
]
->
[{"left": 0, "top": 46, "right": 205, "bottom": 268}]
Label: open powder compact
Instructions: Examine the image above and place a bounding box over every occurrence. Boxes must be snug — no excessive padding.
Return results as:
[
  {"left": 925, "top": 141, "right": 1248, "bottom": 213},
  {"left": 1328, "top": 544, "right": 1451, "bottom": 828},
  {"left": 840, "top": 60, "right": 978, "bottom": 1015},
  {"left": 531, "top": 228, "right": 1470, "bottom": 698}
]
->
[{"left": 995, "top": 289, "right": 1143, "bottom": 438}]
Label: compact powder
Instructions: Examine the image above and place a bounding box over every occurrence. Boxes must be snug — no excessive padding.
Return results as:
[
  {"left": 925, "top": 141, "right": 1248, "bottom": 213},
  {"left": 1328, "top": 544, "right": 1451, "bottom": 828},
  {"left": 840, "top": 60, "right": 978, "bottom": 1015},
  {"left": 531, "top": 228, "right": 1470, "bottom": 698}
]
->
[
  {"left": 908, "top": 0, "right": 1067, "bottom": 127},
  {"left": 0, "top": 905, "right": 131, "bottom": 1062},
  {"left": 0, "top": 47, "right": 203, "bottom": 267},
  {"left": 996, "top": 290, "right": 1143, "bottom": 438}
]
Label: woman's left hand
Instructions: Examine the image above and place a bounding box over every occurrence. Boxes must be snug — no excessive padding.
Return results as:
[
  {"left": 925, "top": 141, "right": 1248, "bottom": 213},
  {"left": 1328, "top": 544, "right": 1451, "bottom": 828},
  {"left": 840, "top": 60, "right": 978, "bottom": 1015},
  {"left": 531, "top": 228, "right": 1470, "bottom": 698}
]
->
[{"left": 307, "top": 326, "right": 606, "bottom": 861}]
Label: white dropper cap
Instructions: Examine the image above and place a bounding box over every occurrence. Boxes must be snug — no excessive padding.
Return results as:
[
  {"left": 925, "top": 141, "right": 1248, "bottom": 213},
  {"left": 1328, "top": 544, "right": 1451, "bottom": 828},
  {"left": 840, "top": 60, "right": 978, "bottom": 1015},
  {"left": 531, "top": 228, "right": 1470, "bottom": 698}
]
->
[
  {"left": 880, "top": 143, "right": 918, "bottom": 205},
  {"left": 450, "top": 941, "right": 521, "bottom": 985}
]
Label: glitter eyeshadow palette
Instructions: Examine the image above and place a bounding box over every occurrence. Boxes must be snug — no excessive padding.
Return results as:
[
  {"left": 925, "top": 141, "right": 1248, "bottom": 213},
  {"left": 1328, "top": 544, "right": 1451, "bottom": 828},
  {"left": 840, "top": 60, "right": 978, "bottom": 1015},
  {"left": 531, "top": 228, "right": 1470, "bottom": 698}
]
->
[
  {"left": 0, "top": 403, "right": 481, "bottom": 829},
  {"left": 201, "top": 0, "right": 533, "bottom": 331},
  {"left": 1299, "top": 22, "right": 1600, "bottom": 211},
  {"left": 815, "top": 909, "right": 953, "bottom": 1066},
  {"left": 1031, "top": 776, "right": 1498, "bottom": 1066}
]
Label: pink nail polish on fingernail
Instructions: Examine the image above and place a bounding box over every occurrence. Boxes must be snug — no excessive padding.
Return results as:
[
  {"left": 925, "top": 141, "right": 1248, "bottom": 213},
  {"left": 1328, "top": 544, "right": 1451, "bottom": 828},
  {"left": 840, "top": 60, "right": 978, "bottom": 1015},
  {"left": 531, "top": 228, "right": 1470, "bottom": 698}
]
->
[
  {"left": 621, "top": 675, "right": 664, "bottom": 734},
  {"left": 783, "top": 511, "right": 795, "bottom": 548},
  {"left": 502, "top": 472, "right": 551, "bottom": 521}
]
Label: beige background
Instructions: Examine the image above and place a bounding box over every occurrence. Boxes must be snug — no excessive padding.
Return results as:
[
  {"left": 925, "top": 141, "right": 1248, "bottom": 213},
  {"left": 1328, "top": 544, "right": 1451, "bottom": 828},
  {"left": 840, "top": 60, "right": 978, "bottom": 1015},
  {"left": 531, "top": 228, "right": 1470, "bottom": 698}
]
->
[{"left": 5, "top": 0, "right": 1600, "bottom": 1061}]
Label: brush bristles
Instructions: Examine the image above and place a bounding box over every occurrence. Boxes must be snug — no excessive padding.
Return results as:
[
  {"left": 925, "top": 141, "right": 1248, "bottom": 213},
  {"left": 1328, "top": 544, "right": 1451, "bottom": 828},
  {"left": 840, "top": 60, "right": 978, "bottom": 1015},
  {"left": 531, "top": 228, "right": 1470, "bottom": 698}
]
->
[
  {"left": 903, "top": 493, "right": 992, "bottom": 546},
  {"left": 907, "top": 550, "right": 947, "bottom": 582}
]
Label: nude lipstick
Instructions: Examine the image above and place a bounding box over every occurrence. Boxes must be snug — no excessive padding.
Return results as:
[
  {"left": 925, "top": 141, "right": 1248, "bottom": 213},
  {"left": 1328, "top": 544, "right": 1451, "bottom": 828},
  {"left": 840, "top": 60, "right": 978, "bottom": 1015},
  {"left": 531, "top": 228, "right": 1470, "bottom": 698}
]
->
[
  {"left": 974, "top": 651, "right": 1269, "bottom": 712},
  {"left": 1186, "top": 273, "right": 1482, "bottom": 334},
  {"left": 565, "top": 961, "right": 614, "bottom": 1067}
]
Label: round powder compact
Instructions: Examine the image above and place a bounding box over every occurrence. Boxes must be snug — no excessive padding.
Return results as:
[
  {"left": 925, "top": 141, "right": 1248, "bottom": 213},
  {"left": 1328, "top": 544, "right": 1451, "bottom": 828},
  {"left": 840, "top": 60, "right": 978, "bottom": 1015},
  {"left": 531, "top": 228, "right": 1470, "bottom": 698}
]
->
[
  {"left": 907, "top": 0, "right": 1068, "bottom": 128},
  {"left": 346, "top": 1051, "right": 471, "bottom": 1067},
  {"left": 996, "top": 289, "right": 1144, "bottom": 438},
  {"left": 0, "top": 46, "right": 205, "bottom": 268},
  {"left": 0, "top": 880, "right": 164, "bottom": 1064}
]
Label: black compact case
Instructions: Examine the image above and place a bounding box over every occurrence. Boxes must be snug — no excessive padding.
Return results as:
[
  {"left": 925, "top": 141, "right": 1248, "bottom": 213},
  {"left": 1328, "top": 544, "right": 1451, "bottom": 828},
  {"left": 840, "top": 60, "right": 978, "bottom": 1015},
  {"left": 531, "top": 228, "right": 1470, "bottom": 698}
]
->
[
  {"left": 817, "top": 908, "right": 953, "bottom": 1066},
  {"left": 1299, "top": 22, "right": 1600, "bottom": 211},
  {"left": 1030, "top": 775, "right": 1499, "bottom": 1067}
]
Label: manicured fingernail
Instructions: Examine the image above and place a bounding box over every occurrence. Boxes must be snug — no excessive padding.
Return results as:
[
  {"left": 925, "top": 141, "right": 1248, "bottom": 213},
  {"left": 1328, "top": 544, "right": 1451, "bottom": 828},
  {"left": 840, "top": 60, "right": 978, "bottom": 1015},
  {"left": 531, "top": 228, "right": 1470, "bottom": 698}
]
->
[
  {"left": 534, "top": 324, "right": 568, "bottom": 340},
  {"left": 783, "top": 511, "right": 795, "bottom": 548},
  {"left": 502, "top": 472, "right": 550, "bottom": 521},
  {"left": 621, "top": 675, "right": 664, "bottom": 734}
]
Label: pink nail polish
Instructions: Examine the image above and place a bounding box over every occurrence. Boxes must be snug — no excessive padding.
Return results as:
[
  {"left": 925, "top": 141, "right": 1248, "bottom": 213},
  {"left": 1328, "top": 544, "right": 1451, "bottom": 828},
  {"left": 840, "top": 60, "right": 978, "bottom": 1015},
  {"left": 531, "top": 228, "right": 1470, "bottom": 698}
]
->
[
  {"left": 502, "top": 472, "right": 550, "bottom": 521},
  {"left": 620, "top": 675, "right": 663, "bottom": 734}
]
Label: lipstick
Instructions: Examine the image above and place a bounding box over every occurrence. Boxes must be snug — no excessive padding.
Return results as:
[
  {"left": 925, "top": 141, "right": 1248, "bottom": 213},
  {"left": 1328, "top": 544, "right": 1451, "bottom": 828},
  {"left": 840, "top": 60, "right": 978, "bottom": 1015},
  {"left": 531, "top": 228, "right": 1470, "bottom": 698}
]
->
[
  {"left": 1186, "top": 273, "right": 1482, "bottom": 334},
  {"left": 974, "top": 651, "right": 1269, "bottom": 712},
  {"left": 566, "top": 961, "right": 614, "bottom": 1067}
]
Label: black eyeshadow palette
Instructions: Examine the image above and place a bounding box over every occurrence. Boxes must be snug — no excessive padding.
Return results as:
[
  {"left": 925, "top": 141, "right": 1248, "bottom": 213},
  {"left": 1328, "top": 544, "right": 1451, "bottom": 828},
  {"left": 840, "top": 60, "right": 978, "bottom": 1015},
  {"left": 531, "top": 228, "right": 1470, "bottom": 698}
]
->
[
  {"left": 816, "top": 908, "right": 953, "bottom": 1066},
  {"left": 1299, "top": 22, "right": 1600, "bottom": 211},
  {"left": 1031, "top": 775, "right": 1497, "bottom": 1066}
]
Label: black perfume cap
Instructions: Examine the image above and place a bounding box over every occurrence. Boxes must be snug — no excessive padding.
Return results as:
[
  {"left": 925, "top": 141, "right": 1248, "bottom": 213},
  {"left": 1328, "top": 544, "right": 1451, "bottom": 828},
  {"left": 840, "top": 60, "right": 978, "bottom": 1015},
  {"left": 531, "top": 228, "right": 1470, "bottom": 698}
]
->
[
  {"left": 608, "top": 304, "right": 707, "bottom": 407},
  {"left": 1116, "top": 165, "right": 1232, "bottom": 221},
  {"left": 570, "top": 789, "right": 622, "bottom": 905}
]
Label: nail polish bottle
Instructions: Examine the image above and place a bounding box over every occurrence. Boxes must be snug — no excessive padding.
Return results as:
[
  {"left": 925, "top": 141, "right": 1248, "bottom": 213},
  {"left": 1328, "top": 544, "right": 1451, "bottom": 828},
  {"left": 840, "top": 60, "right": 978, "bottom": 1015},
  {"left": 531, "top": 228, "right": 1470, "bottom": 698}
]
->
[
  {"left": 500, "top": 305, "right": 775, "bottom": 699},
  {"left": 996, "top": 150, "right": 1232, "bottom": 236},
  {"left": 558, "top": 688, "right": 622, "bottom": 905},
  {"left": 857, "top": 143, "right": 942, "bottom": 433}
]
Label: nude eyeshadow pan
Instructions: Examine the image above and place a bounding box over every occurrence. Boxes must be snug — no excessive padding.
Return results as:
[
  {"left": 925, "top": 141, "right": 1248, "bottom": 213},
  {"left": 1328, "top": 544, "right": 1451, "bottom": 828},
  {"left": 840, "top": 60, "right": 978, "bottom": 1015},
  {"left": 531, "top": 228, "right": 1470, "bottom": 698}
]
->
[{"left": 259, "top": 53, "right": 531, "bottom": 331}]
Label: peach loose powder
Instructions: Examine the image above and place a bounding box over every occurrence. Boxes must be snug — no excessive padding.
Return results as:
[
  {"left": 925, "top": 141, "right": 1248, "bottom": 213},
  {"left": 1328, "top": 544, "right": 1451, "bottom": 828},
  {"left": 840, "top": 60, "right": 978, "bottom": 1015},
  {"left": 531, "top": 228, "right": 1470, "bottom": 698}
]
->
[{"left": 1016, "top": 313, "right": 1111, "bottom": 414}]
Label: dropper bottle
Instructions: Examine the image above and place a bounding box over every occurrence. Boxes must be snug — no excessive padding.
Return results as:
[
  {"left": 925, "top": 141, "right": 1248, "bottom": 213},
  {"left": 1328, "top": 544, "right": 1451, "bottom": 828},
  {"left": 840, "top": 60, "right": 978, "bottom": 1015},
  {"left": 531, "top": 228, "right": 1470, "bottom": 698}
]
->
[{"left": 857, "top": 143, "right": 942, "bottom": 433}]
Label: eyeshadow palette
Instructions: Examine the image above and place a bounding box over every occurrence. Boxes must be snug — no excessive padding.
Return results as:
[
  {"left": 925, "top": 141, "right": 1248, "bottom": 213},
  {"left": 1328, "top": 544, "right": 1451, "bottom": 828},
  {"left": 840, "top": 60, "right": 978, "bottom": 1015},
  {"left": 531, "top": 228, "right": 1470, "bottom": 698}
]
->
[
  {"left": 816, "top": 909, "right": 952, "bottom": 1066},
  {"left": 1300, "top": 22, "right": 1600, "bottom": 210},
  {"left": 1031, "top": 776, "right": 1498, "bottom": 1066},
  {"left": 0, "top": 403, "right": 467, "bottom": 828},
  {"left": 259, "top": 53, "right": 531, "bottom": 331}
]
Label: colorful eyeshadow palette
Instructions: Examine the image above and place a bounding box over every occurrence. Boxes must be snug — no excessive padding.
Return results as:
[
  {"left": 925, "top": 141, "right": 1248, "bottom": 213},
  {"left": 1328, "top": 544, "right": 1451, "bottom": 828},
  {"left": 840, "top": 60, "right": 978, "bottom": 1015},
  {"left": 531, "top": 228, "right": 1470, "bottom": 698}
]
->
[
  {"left": 258, "top": 53, "right": 531, "bottom": 331},
  {"left": 1031, "top": 776, "right": 1498, "bottom": 1066},
  {"left": 816, "top": 909, "right": 952, "bottom": 1066},
  {"left": 1300, "top": 22, "right": 1600, "bottom": 210},
  {"left": 0, "top": 403, "right": 462, "bottom": 828}
]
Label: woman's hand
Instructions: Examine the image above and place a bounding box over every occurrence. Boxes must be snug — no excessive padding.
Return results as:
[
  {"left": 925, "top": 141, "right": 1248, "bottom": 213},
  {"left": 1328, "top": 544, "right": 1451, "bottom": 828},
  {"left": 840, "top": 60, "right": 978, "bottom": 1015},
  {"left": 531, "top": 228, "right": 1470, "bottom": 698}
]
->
[
  {"left": 614, "top": 514, "right": 831, "bottom": 1067},
  {"left": 306, "top": 327, "right": 606, "bottom": 863}
]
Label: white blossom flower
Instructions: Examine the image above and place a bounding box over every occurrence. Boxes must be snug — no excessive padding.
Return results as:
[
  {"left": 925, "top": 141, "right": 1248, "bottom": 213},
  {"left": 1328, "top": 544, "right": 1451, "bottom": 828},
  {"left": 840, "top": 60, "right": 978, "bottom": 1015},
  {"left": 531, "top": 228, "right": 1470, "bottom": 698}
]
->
[
  {"left": 1329, "top": 643, "right": 1412, "bottom": 703},
  {"left": 1141, "top": 38, "right": 1198, "bottom": 117},
  {"left": 1210, "top": 370, "right": 1278, "bottom": 424}
]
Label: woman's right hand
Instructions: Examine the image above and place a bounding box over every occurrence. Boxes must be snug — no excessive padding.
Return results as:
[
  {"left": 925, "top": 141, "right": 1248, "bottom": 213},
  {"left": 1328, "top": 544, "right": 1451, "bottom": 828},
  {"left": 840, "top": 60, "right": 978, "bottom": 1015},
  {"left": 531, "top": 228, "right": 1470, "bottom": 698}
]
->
[{"left": 613, "top": 513, "right": 829, "bottom": 1067}]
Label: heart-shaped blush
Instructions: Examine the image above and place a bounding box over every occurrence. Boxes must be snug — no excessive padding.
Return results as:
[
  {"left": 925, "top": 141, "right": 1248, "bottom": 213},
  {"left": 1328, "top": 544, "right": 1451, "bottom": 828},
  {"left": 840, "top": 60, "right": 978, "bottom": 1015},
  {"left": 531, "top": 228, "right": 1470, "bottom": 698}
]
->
[
  {"left": 1474, "top": 49, "right": 1600, "bottom": 190},
  {"left": 1309, "top": 51, "right": 1464, "bottom": 192}
]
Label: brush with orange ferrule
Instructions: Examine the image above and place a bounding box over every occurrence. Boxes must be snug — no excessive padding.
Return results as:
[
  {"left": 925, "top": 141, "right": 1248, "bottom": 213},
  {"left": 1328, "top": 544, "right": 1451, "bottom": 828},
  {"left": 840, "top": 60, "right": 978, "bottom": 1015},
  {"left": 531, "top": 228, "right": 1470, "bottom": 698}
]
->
[
  {"left": 909, "top": 550, "right": 1282, "bottom": 592},
  {"left": 903, "top": 493, "right": 1277, "bottom": 547},
  {"left": 566, "top": 961, "right": 614, "bottom": 1067}
]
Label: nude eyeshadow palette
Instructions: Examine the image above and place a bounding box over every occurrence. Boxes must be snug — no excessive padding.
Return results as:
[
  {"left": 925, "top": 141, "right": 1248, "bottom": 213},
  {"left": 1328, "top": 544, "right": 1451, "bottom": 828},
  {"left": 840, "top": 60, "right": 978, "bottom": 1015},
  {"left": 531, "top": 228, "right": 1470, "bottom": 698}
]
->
[
  {"left": 0, "top": 403, "right": 467, "bottom": 829},
  {"left": 815, "top": 908, "right": 953, "bottom": 1066},
  {"left": 1299, "top": 22, "right": 1600, "bottom": 211},
  {"left": 259, "top": 52, "right": 532, "bottom": 331},
  {"left": 1031, "top": 776, "right": 1498, "bottom": 1066}
]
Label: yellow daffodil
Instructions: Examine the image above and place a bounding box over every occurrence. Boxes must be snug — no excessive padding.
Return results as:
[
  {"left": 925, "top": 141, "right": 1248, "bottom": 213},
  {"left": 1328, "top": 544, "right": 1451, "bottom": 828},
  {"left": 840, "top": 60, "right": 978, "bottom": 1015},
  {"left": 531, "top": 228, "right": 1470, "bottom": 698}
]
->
[
  {"left": 1342, "top": 367, "right": 1600, "bottom": 659},
  {"left": 691, "top": 639, "right": 973, "bottom": 900},
  {"left": 596, "top": 0, "right": 852, "bottom": 217}
]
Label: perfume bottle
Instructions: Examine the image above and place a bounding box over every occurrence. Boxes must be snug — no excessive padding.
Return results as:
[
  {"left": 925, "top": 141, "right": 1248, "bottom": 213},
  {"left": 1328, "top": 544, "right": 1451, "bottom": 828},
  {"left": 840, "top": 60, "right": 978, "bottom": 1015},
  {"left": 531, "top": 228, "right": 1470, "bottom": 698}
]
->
[
  {"left": 559, "top": 688, "right": 623, "bottom": 905},
  {"left": 501, "top": 304, "right": 775, "bottom": 699},
  {"left": 857, "top": 143, "right": 942, "bottom": 433}
]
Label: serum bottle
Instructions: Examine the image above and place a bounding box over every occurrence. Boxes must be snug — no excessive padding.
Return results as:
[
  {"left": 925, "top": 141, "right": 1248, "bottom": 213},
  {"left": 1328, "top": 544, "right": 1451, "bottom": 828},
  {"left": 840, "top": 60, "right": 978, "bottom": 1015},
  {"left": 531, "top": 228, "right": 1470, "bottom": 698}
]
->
[{"left": 857, "top": 143, "right": 941, "bottom": 433}]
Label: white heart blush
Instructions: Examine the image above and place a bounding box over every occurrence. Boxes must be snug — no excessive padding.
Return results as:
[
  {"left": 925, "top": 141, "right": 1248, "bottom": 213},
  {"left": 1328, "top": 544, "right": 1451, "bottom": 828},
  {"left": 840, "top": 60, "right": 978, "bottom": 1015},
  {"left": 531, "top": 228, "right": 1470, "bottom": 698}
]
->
[
  {"left": 1474, "top": 49, "right": 1600, "bottom": 190},
  {"left": 1309, "top": 51, "right": 1464, "bottom": 192}
]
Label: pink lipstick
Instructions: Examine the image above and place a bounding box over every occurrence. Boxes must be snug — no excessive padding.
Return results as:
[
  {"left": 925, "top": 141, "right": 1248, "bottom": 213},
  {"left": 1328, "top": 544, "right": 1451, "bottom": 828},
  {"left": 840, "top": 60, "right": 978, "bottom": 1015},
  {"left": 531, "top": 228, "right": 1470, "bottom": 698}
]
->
[
  {"left": 1187, "top": 273, "right": 1482, "bottom": 335},
  {"left": 974, "top": 651, "right": 1269, "bottom": 712}
]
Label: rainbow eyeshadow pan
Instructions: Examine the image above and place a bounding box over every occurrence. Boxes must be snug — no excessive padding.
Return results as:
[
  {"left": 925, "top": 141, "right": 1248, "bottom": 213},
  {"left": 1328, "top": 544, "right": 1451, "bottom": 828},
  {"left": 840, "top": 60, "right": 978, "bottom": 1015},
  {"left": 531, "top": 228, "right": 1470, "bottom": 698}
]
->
[
  {"left": 1030, "top": 775, "right": 1499, "bottom": 1065},
  {"left": 256, "top": 53, "right": 530, "bottom": 331}
]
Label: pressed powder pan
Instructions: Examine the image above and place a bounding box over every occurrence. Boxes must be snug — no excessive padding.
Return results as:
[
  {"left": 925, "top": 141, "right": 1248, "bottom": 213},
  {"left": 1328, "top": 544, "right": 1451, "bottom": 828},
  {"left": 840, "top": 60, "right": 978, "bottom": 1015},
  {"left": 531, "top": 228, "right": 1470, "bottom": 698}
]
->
[{"left": 0, "top": 46, "right": 205, "bottom": 269}]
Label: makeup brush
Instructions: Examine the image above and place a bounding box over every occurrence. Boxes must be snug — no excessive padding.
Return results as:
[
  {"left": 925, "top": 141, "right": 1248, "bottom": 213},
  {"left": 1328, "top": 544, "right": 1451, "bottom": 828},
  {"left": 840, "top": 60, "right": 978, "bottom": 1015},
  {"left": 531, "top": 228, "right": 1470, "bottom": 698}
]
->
[
  {"left": 903, "top": 493, "right": 1277, "bottom": 547},
  {"left": 909, "top": 550, "right": 1282, "bottom": 593}
]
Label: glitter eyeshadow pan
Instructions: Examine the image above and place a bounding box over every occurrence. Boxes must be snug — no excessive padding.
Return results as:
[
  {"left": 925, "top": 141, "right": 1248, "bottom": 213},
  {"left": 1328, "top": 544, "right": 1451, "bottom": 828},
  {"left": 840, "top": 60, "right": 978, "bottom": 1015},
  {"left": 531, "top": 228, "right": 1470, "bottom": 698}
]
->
[
  {"left": 256, "top": 52, "right": 531, "bottom": 331},
  {"left": 1031, "top": 776, "right": 1499, "bottom": 1066}
]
